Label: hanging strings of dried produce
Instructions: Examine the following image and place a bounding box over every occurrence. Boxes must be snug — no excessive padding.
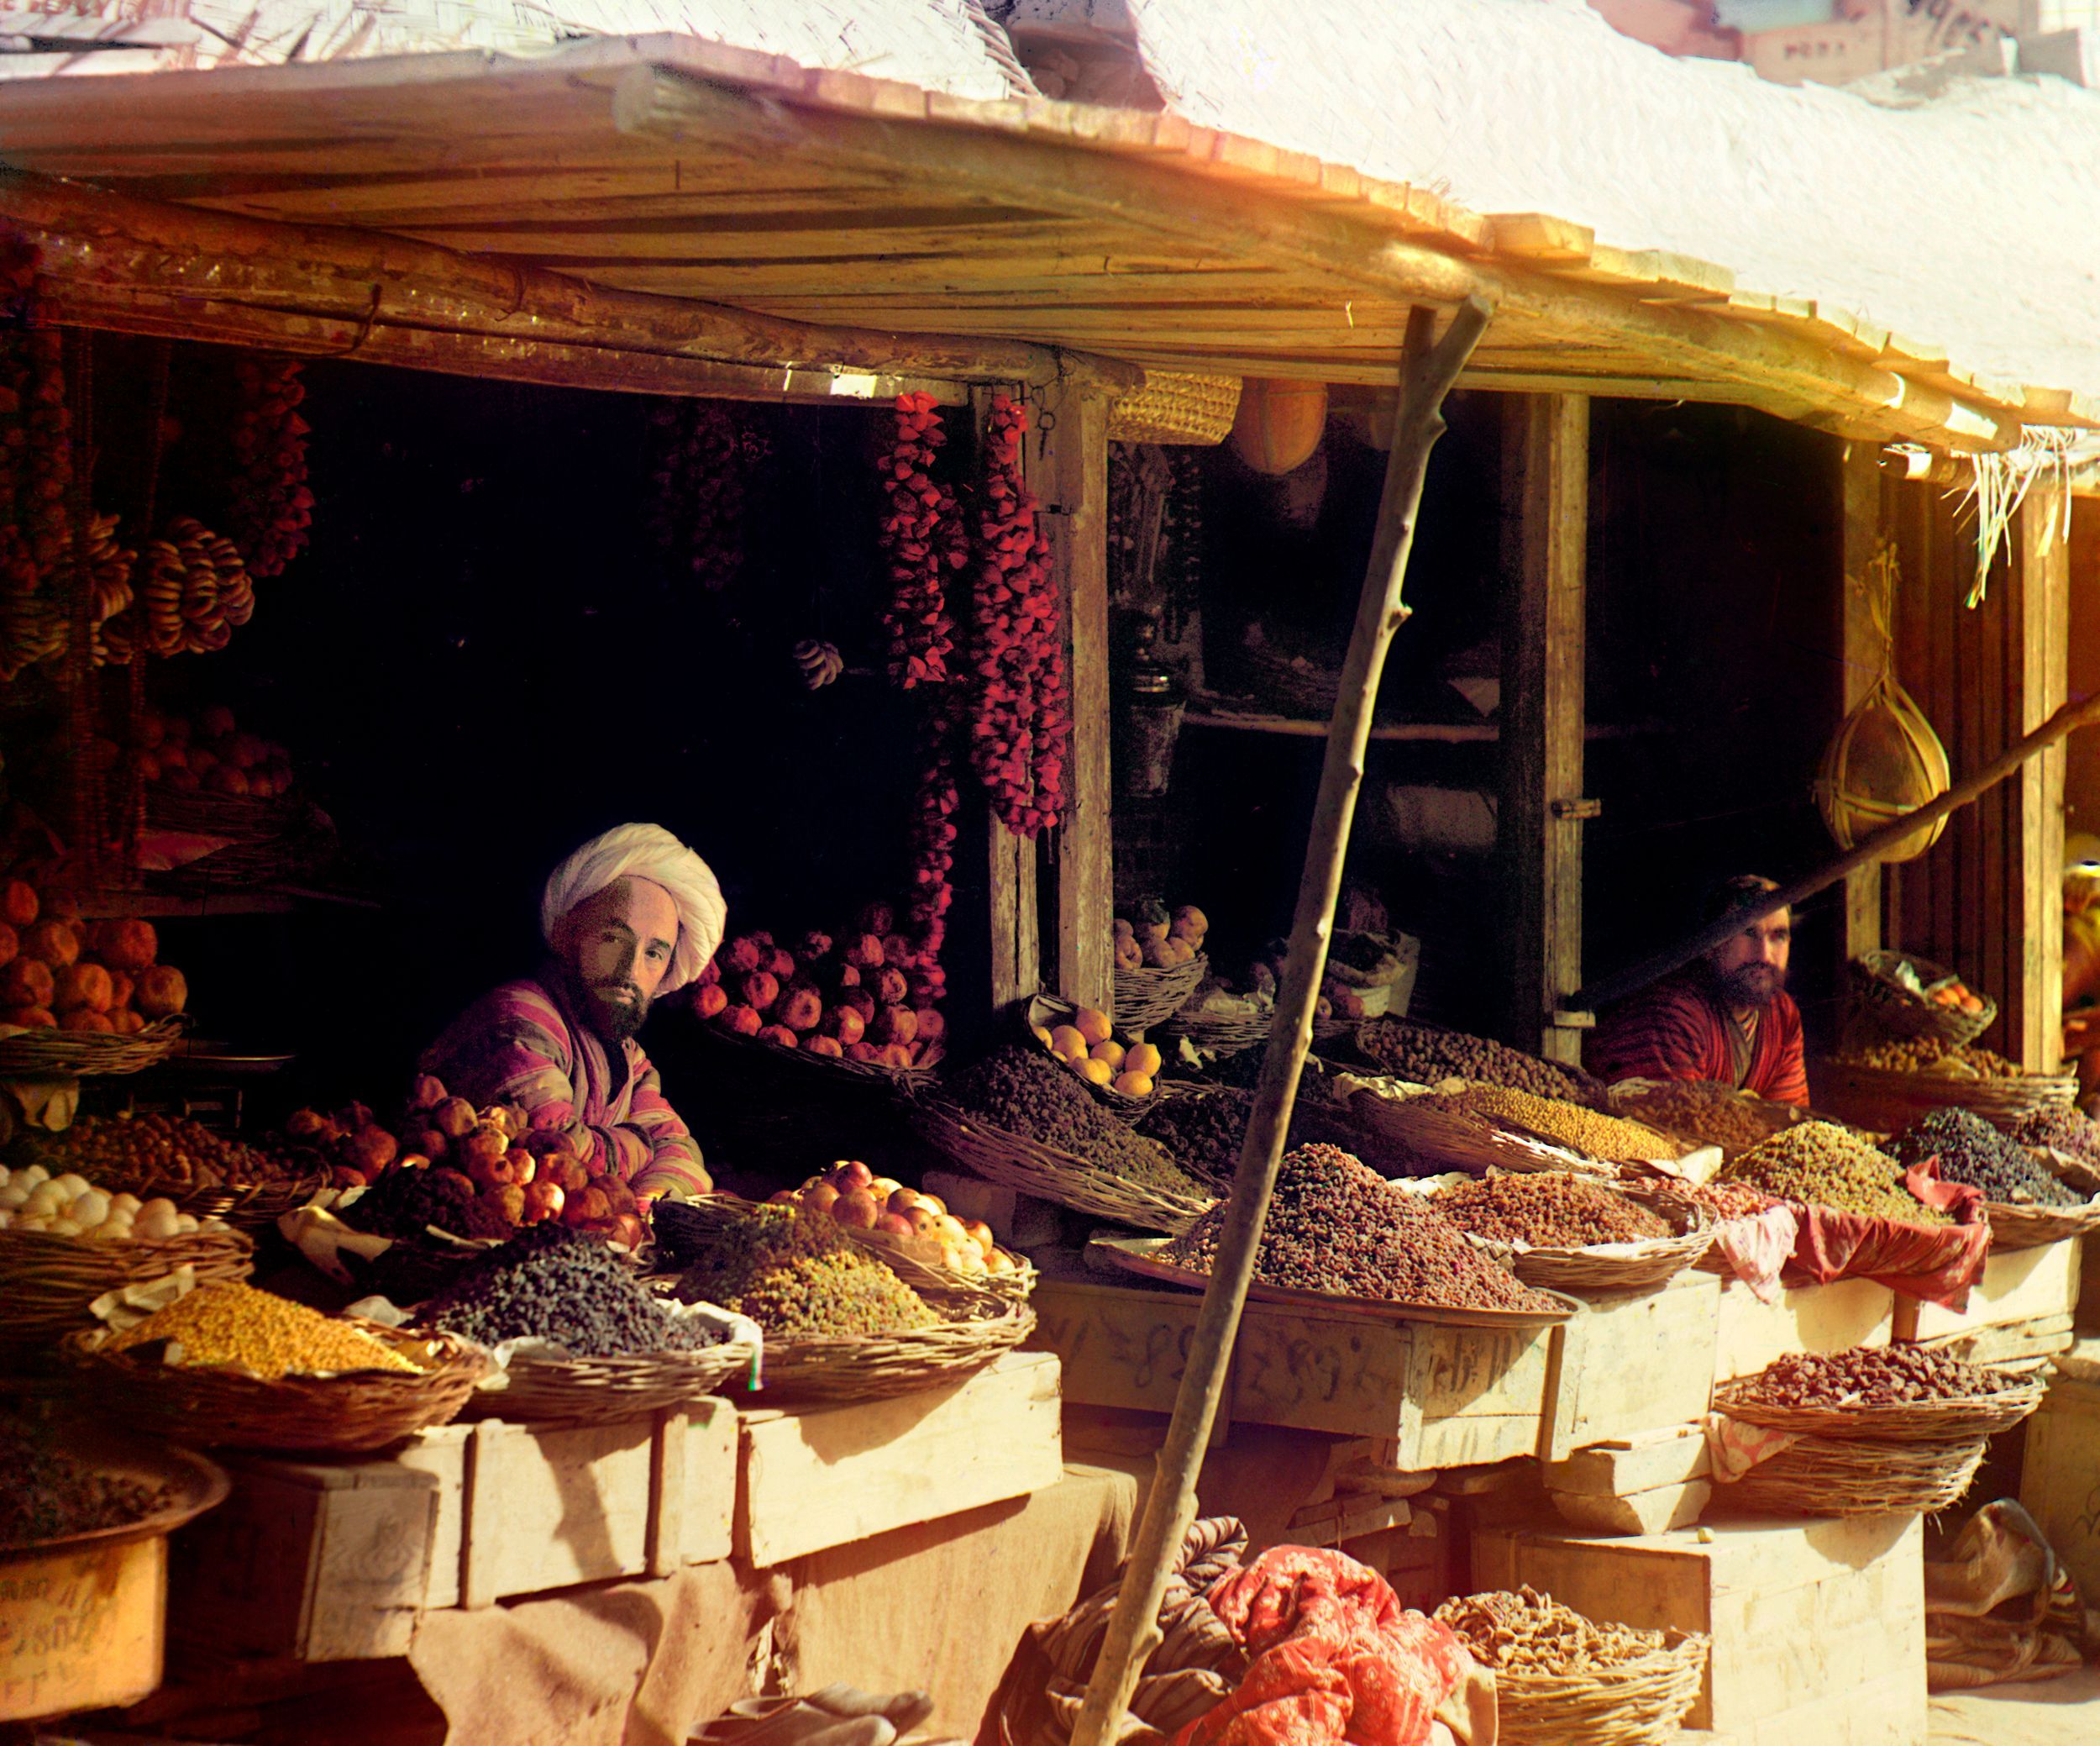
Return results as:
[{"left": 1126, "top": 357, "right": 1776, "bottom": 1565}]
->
[
  {"left": 876, "top": 389, "right": 965, "bottom": 688},
  {"left": 646, "top": 401, "right": 766, "bottom": 592},
  {"left": 225, "top": 355, "right": 313, "bottom": 578},
  {"left": 968, "top": 395, "right": 1069, "bottom": 836}
]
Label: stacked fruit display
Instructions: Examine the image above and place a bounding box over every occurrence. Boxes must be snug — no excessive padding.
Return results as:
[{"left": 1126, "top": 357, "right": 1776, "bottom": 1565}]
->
[
  {"left": 764, "top": 1159, "right": 1020, "bottom": 1279},
  {"left": 1029, "top": 1004, "right": 1162, "bottom": 1098},
  {"left": 1113, "top": 901, "right": 1207, "bottom": 971},
  {"left": 691, "top": 900, "right": 944, "bottom": 1067},
  {"left": 279, "top": 1073, "right": 646, "bottom": 1247},
  {"left": 0, "top": 882, "right": 186, "bottom": 1034},
  {"left": 137, "top": 703, "right": 296, "bottom": 800}
]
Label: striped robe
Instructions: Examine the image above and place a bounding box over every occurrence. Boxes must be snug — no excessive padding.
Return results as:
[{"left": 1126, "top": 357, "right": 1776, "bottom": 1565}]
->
[
  {"left": 419, "top": 974, "right": 710, "bottom": 1199},
  {"left": 1586, "top": 972, "right": 1809, "bottom": 1107}
]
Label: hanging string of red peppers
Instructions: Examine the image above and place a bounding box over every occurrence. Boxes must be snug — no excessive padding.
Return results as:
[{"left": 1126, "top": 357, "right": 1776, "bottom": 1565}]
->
[
  {"left": 226, "top": 355, "right": 314, "bottom": 579},
  {"left": 648, "top": 402, "right": 766, "bottom": 592},
  {"left": 885, "top": 391, "right": 1069, "bottom": 1002}
]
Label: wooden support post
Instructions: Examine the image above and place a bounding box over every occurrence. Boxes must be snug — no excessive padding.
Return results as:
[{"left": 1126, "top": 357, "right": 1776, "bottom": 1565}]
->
[
  {"left": 1067, "top": 297, "right": 1493, "bottom": 1746},
  {"left": 2010, "top": 483, "right": 2071, "bottom": 1070},
  {"left": 1035, "top": 378, "right": 1116, "bottom": 1013},
  {"left": 1500, "top": 393, "right": 1589, "bottom": 1062},
  {"left": 1840, "top": 443, "right": 1887, "bottom": 966}
]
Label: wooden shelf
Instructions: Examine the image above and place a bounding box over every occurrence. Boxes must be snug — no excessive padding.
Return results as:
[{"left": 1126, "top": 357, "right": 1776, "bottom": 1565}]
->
[{"left": 1183, "top": 710, "right": 1656, "bottom": 743}]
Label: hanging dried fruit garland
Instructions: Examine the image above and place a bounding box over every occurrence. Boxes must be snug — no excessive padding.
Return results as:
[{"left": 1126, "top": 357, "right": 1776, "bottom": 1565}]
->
[
  {"left": 967, "top": 395, "right": 1068, "bottom": 838},
  {"left": 875, "top": 390, "right": 967, "bottom": 688},
  {"left": 226, "top": 355, "right": 313, "bottom": 579},
  {"left": 903, "top": 692, "right": 961, "bottom": 1007},
  {"left": 647, "top": 402, "right": 768, "bottom": 592},
  {"left": 0, "top": 236, "right": 71, "bottom": 679}
]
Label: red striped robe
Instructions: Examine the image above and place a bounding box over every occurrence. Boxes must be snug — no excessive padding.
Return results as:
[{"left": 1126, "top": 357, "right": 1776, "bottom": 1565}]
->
[
  {"left": 1586, "top": 973, "right": 1809, "bottom": 1107},
  {"left": 419, "top": 975, "right": 710, "bottom": 1198}
]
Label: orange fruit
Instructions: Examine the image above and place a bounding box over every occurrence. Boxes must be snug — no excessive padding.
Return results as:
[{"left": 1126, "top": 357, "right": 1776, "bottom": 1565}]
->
[
  {"left": 1090, "top": 1039, "right": 1126, "bottom": 1071},
  {"left": 1049, "top": 1024, "right": 1088, "bottom": 1059},
  {"left": 1126, "top": 1042, "right": 1162, "bottom": 1078},
  {"left": 1112, "top": 1070, "right": 1154, "bottom": 1097},
  {"left": 1077, "top": 1056, "right": 1113, "bottom": 1086},
  {"left": 1031, "top": 1023, "right": 1056, "bottom": 1050},
  {"left": 1075, "top": 1007, "right": 1113, "bottom": 1047}
]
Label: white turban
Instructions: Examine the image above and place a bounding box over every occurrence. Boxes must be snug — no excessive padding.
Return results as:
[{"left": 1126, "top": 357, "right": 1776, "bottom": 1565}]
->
[{"left": 540, "top": 823, "right": 727, "bottom": 993}]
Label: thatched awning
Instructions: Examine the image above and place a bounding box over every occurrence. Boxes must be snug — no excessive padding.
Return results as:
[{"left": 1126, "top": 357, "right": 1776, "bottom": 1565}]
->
[{"left": 0, "top": 0, "right": 2091, "bottom": 451}]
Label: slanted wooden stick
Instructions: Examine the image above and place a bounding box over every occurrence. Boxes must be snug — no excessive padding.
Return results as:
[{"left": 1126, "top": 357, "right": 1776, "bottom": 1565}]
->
[
  {"left": 1064, "top": 294, "right": 1494, "bottom": 1746},
  {"left": 1573, "top": 686, "right": 2100, "bottom": 1012}
]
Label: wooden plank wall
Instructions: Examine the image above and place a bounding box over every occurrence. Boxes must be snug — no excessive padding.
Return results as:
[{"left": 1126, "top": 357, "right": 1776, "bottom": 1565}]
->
[{"left": 1887, "top": 483, "right": 2069, "bottom": 1069}]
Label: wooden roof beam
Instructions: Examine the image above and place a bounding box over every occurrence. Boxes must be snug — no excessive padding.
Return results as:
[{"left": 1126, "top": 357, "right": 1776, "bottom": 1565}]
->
[{"left": 0, "top": 169, "right": 1141, "bottom": 401}]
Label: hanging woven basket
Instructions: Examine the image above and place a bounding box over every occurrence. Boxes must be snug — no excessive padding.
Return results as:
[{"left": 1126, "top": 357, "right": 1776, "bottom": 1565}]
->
[
  {"left": 1108, "top": 373, "right": 1242, "bottom": 447},
  {"left": 1814, "top": 676, "right": 1950, "bottom": 863}
]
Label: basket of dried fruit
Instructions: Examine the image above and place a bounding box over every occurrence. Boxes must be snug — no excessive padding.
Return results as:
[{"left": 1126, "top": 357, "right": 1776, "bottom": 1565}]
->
[
  {"left": 0, "top": 1163, "right": 253, "bottom": 1349},
  {"left": 1886, "top": 1107, "right": 2100, "bottom": 1250},
  {"left": 1717, "top": 1430, "right": 1988, "bottom": 1518},
  {"left": 1352, "top": 1018, "right": 1610, "bottom": 1105},
  {"left": 32, "top": 1112, "right": 325, "bottom": 1231},
  {"left": 1850, "top": 949, "right": 1997, "bottom": 1046},
  {"left": 1420, "top": 1173, "right": 1715, "bottom": 1296},
  {"left": 1818, "top": 1039, "right": 2075, "bottom": 1133},
  {"left": 67, "top": 1280, "right": 491, "bottom": 1452},
  {"left": 1114, "top": 955, "right": 1210, "bottom": 1035},
  {"left": 1713, "top": 1345, "right": 2046, "bottom": 1442},
  {"left": 1343, "top": 1076, "right": 1680, "bottom": 1177},
  {"left": 662, "top": 1202, "right": 1035, "bottom": 1404},
  {"left": 0, "top": 1014, "right": 187, "bottom": 1078},
  {"left": 1605, "top": 1078, "right": 1801, "bottom": 1162},
  {"left": 1435, "top": 1588, "right": 1708, "bottom": 1746}
]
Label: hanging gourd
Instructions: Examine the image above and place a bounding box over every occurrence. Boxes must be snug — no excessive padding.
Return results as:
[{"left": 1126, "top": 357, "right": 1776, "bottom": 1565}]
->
[
  {"left": 1813, "top": 548, "right": 1950, "bottom": 863},
  {"left": 1226, "top": 378, "right": 1327, "bottom": 476}
]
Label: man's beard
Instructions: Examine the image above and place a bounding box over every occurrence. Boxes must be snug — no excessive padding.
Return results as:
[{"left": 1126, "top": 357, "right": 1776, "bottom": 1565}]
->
[
  {"left": 1713, "top": 961, "right": 1785, "bottom": 1010},
  {"left": 566, "top": 970, "right": 651, "bottom": 1041}
]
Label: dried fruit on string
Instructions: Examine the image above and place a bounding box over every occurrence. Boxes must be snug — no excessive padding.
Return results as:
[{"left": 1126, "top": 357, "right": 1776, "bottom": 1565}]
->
[
  {"left": 226, "top": 355, "right": 313, "bottom": 578},
  {"left": 967, "top": 396, "right": 1069, "bottom": 836},
  {"left": 128, "top": 516, "right": 253, "bottom": 657},
  {"left": 904, "top": 690, "right": 961, "bottom": 1003},
  {"left": 647, "top": 401, "right": 766, "bottom": 592},
  {"left": 876, "top": 391, "right": 966, "bottom": 688}
]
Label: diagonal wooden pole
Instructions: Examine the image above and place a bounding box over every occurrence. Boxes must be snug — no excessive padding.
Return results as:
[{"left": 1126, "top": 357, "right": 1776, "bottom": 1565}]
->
[{"left": 1065, "top": 295, "right": 1494, "bottom": 1746}]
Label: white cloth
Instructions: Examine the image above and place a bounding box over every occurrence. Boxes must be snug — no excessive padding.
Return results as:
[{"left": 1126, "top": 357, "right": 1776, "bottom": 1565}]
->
[{"left": 540, "top": 823, "right": 727, "bottom": 992}]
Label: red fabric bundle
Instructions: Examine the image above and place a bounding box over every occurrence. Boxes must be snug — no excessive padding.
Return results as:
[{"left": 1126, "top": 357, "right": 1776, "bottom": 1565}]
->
[
  {"left": 1785, "top": 1161, "right": 1991, "bottom": 1308},
  {"left": 1176, "top": 1548, "right": 1465, "bottom": 1746}
]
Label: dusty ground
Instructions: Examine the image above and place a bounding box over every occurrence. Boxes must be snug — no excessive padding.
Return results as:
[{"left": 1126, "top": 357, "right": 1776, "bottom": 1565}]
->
[{"left": 1928, "top": 1664, "right": 2100, "bottom": 1744}]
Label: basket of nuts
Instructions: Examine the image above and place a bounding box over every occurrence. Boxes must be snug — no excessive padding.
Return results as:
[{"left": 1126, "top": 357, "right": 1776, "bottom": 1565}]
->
[
  {"left": 1435, "top": 1587, "right": 1707, "bottom": 1746},
  {"left": 1713, "top": 1344, "right": 2046, "bottom": 1443},
  {"left": 1417, "top": 1172, "right": 1714, "bottom": 1296}
]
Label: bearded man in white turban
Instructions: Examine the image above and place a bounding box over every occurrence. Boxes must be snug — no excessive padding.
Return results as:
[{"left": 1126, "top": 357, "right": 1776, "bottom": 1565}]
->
[{"left": 419, "top": 823, "right": 726, "bottom": 1202}]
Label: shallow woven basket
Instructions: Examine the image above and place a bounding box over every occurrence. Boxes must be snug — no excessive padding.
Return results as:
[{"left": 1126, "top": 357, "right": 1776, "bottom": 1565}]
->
[
  {"left": 1488, "top": 1632, "right": 1709, "bottom": 1746},
  {"left": 1114, "top": 954, "right": 1209, "bottom": 1034},
  {"left": 908, "top": 1097, "right": 1215, "bottom": 1234},
  {"left": 0, "top": 1014, "right": 187, "bottom": 1077},
  {"left": 1711, "top": 1372, "right": 2045, "bottom": 1441},
  {"left": 0, "top": 1223, "right": 253, "bottom": 1349},
  {"left": 460, "top": 1341, "right": 759, "bottom": 1424},
  {"left": 1850, "top": 950, "right": 1997, "bottom": 1046},
  {"left": 123, "top": 1172, "right": 329, "bottom": 1232},
  {"left": 1719, "top": 1430, "right": 1987, "bottom": 1517},
  {"left": 152, "top": 811, "right": 339, "bottom": 893},
  {"left": 145, "top": 785, "right": 307, "bottom": 839},
  {"left": 1108, "top": 371, "right": 1242, "bottom": 446},
  {"left": 1982, "top": 1149, "right": 2100, "bottom": 1250},
  {"left": 689, "top": 1018, "right": 942, "bottom": 1091},
  {"left": 652, "top": 1193, "right": 1037, "bottom": 1307},
  {"left": 1814, "top": 1059, "right": 2076, "bottom": 1134},
  {"left": 65, "top": 1320, "right": 492, "bottom": 1452},
  {"left": 1346, "top": 1086, "right": 1615, "bottom": 1178},
  {"left": 736, "top": 1286, "right": 1035, "bottom": 1405},
  {"left": 1467, "top": 1191, "right": 1715, "bottom": 1296},
  {"left": 1160, "top": 1006, "right": 1273, "bottom": 1058}
]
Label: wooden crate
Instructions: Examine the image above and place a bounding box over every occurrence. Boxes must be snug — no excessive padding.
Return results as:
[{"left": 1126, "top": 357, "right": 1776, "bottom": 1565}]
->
[
  {"left": 1031, "top": 1278, "right": 1558, "bottom": 1469},
  {"left": 1543, "top": 1271, "right": 1718, "bottom": 1454},
  {"left": 1473, "top": 1515, "right": 1926, "bottom": 1744},
  {"left": 1893, "top": 1237, "right": 2082, "bottom": 1342},
  {"left": 737, "top": 1350, "right": 1064, "bottom": 1567},
  {"left": 1712, "top": 1276, "right": 1893, "bottom": 1383},
  {"left": 2081, "top": 1233, "right": 2100, "bottom": 1331},
  {"left": 1544, "top": 1426, "right": 1712, "bottom": 1537},
  {"left": 171, "top": 1402, "right": 738, "bottom": 1660},
  {"left": 2018, "top": 1369, "right": 2100, "bottom": 1607}
]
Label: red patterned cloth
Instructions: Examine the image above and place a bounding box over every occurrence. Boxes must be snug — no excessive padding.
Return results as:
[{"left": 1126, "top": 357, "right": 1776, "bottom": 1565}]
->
[{"left": 1176, "top": 1549, "right": 1466, "bottom": 1746}]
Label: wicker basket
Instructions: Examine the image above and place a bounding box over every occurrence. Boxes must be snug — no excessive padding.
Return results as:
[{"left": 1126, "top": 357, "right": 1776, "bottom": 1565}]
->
[
  {"left": 98, "top": 1171, "right": 328, "bottom": 1233},
  {"left": 1114, "top": 954, "right": 1209, "bottom": 1033},
  {"left": 145, "top": 786, "right": 307, "bottom": 839},
  {"left": 152, "top": 806, "right": 339, "bottom": 894},
  {"left": 0, "top": 1015, "right": 187, "bottom": 1078},
  {"left": 908, "top": 1097, "right": 1215, "bottom": 1234},
  {"left": 1464, "top": 1191, "right": 1715, "bottom": 1296},
  {"left": 687, "top": 1018, "right": 942, "bottom": 1091},
  {"left": 1488, "top": 1633, "right": 1709, "bottom": 1746},
  {"left": 1719, "top": 1429, "right": 1987, "bottom": 1517},
  {"left": 1814, "top": 1059, "right": 2076, "bottom": 1134},
  {"left": 652, "top": 1193, "right": 1037, "bottom": 1307},
  {"left": 460, "top": 1340, "right": 759, "bottom": 1424},
  {"left": 66, "top": 1320, "right": 492, "bottom": 1452},
  {"left": 731, "top": 1284, "right": 1036, "bottom": 1405},
  {"left": 1849, "top": 950, "right": 1998, "bottom": 1046},
  {"left": 0, "top": 1223, "right": 254, "bottom": 1349},
  {"left": 1108, "top": 372, "right": 1242, "bottom": 447},
  {"left": 1711, "top": 1372, "right": 2046, "bottom": 1441},
  {"left": 1160, "top": 1006, "right": 1273, "bottom": 1059},
  {"left": 1343, "top": 1081, "right": 1616, "bottom": 1178}
]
